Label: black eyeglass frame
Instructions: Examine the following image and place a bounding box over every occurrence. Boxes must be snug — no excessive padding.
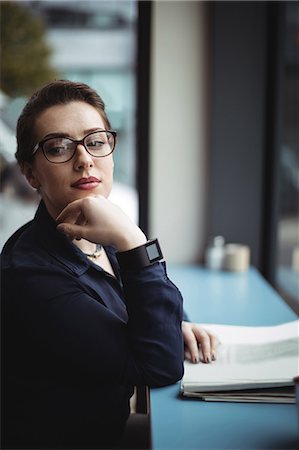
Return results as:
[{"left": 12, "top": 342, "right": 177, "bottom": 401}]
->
[{"left": 32, "top": 130, "right": 117, "bottom": 164}]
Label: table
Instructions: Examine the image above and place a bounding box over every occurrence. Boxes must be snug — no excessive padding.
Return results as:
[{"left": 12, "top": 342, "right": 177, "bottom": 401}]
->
[{"left": 150, "top": 265, "right": 299, "bottom": 449}]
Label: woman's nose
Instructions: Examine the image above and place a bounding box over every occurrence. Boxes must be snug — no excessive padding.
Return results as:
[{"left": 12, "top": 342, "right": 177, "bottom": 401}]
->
[{"left": 73, "top": 144, "right": 94, "bottom": 170}]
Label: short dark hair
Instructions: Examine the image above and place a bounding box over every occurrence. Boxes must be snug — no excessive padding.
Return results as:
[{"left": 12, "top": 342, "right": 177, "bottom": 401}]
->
[{"left": 16, "top": 80, "right": 111, "bottom": 167}]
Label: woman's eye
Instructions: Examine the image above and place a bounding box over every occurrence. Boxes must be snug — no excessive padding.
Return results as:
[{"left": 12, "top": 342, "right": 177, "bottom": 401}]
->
[
  {"left": 88, "top": 140, "right": 104, "bottom": 147},
  {"left": 47, "top": 146, "right": 65, "bottom": 155}
]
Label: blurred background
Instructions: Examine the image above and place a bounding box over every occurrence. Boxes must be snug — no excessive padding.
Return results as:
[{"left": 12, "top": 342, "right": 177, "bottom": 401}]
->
[
  {"left": 0, "top": 0, "right": 138, "bottom": 240},
  {"left": 0, "top": 1, "right": 298, "bottom": 312}
]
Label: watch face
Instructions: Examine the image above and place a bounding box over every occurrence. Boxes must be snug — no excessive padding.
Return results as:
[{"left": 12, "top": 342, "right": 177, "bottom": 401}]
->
[{"left": 146, "top": 240, "right": 163, "bottom": 262}]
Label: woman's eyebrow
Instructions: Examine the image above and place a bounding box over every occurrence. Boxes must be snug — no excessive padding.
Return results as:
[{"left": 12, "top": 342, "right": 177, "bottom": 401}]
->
[
  {"left": 41, "top": 128, "right": 106, "bottom": 140},
  {"left": 42, "top": 132, "right": 70, "bottom": 140},
  {"left": 83, "top": 127, "right": 106, "bottom": 134}
]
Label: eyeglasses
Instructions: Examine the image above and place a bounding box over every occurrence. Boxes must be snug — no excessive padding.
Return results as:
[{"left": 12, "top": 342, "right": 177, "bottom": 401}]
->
[{"left": 32, "top": 130, "right": 117, "bottom": 164}]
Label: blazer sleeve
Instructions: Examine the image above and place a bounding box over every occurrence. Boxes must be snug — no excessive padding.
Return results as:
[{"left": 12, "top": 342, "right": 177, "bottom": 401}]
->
[{"left": 3, "top": 262, "right": 184, "bottom": 388}]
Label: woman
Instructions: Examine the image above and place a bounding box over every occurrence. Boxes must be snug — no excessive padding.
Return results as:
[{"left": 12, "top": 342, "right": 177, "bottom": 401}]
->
[{"left": 1, "top": 80, "right": 217, "bottom": 449}]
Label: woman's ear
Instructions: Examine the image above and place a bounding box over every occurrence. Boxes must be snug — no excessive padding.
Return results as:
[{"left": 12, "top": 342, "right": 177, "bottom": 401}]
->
[{"left": 22, "top": 163, "right": 41, "bottom": 190}]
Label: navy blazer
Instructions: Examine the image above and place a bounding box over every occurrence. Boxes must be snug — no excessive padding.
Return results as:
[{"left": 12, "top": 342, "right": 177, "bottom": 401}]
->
[{"left": 1, "top": 201, "right": 184, "bottom": 449}]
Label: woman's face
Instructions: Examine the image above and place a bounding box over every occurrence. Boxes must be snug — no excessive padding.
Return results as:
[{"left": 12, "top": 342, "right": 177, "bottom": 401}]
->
[{"left": 24, "top": 101, "right": 114, "bottom": 219}]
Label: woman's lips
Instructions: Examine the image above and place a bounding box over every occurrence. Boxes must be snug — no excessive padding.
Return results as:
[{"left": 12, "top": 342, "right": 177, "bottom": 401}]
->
[{"left": 71, "top": 177, "right": 100, "bottom": 190}]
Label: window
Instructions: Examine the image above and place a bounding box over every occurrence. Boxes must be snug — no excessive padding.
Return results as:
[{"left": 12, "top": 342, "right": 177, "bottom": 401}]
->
[
  {"left": 0, "top": 0, "right": 138, "bottom": 250},
  {"left": 275, "top": 2, "right": 299, "bottom": 309}
]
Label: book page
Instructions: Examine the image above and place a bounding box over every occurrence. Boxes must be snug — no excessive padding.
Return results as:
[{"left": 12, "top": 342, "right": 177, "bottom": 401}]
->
[
  {"left": 184, "top": 386, "right": 295, "bottom": 403},
  {"left": 182, "top": 320, "right": 299, "bottom": 392},
  {"left": 201, "top": 320, "right": 299, "bottom": 345},
  {"left": 218, "top": 338, "right": 297, "bottom": 363}
]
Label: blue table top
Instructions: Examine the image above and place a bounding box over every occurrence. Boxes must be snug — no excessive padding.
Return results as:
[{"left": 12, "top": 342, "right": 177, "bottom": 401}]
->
[{"left": 150, "top": 265, "right": 299, "bottom": 450}]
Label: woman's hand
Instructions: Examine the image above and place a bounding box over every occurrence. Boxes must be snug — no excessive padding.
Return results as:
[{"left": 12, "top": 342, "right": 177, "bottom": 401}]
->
[
  {"left": 56, "top": 195, "right": 146, "bottom": 251},
  {"left": 182, "top": 321, "right": 219, "bottom": 364}
]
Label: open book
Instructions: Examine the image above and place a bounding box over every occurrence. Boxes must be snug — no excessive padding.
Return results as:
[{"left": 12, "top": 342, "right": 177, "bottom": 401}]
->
[{"left": 181, "top": 320, "right": 299, "bottom": 403}]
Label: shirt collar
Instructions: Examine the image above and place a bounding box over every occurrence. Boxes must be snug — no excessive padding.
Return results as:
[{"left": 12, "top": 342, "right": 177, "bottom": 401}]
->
[{"left": 34, "top": 201, "right": 115, "bottom": 277}]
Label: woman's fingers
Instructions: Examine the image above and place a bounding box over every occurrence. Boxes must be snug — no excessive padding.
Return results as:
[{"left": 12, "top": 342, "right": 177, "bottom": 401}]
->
[
  {"left": 75, "top": 212, "right": 87, "bottom": 227},
  {"left": 56, "top": 197, "right": 103, "bottom": 242},
  {"left": 56, "top": 196, "right": 146, "bottom": 251},
  {"left": 184, "top": 349, "right": 192, "bottom": 362},
  {"left": 56, "top": 199, "right": 85, "bottom": 224},
  {"left": 194, "top": 327, "right": 212, "bottom": 363},
  {"left": 56, "top": 208, "right": 88, "bottom": 241},
  {"left": 210, "top": 333, "right": 220, "bottom": 361},
  {"left": 182, "top": 321, "right": 220, "bottom": 364},
  {"left": 182, "top": 322, "right": 200, "bottom": 363},
  {"left": 57, "top": 222, "right": 86, "bottom": 241},
  {"left": 193, "top": 326, "right": 220, "bottom": 363},
  {"left": 56, "top": 195, "right": 104, "bottom": 224}
]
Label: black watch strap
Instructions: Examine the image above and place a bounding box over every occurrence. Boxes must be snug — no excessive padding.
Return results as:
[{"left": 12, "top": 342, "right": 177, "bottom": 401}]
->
[{"left": 116, "top": 239, "right": 163, "bottom": 269}]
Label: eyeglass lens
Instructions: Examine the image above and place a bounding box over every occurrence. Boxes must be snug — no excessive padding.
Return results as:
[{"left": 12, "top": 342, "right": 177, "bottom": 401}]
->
[{"left": 43, "top": 131, "right": 115, "bottom": 163}]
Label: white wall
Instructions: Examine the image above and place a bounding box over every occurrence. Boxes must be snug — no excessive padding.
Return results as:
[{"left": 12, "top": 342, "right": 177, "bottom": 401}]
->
[{"left": 149, "top": 1, "right": 211, "bottom": 263}]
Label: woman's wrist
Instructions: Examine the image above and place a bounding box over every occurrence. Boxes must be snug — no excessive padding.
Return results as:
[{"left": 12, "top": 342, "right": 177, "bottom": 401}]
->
[
  {"left": 116, "top": 239, "right": 164, "bottom": 269},
  {"left": 115, "top": 228, "right": 147, "bottom": 253}
]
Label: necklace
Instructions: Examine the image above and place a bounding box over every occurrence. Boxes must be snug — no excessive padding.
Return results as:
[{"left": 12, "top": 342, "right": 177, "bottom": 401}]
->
[{"left": 84, "top": 244, "right": 103, "bottom": 260}]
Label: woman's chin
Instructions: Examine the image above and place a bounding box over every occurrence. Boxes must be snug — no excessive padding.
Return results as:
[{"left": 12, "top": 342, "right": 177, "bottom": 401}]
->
[{"left": 71, "top": 186, "right": 109, "bottom": 201}]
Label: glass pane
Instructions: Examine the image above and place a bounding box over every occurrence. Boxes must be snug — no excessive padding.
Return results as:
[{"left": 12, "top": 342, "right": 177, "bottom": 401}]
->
[
  {"left": 276, "top": 3, "right": 299, "bottom": 309},
  {"left": 0, "top": 0, "right": 138, "bottom": 250}
]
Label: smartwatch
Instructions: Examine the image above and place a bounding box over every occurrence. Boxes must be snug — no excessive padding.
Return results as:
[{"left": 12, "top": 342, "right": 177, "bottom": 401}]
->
[{"left": 116, "top": 239, "right": 163, "bottom": 269}]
